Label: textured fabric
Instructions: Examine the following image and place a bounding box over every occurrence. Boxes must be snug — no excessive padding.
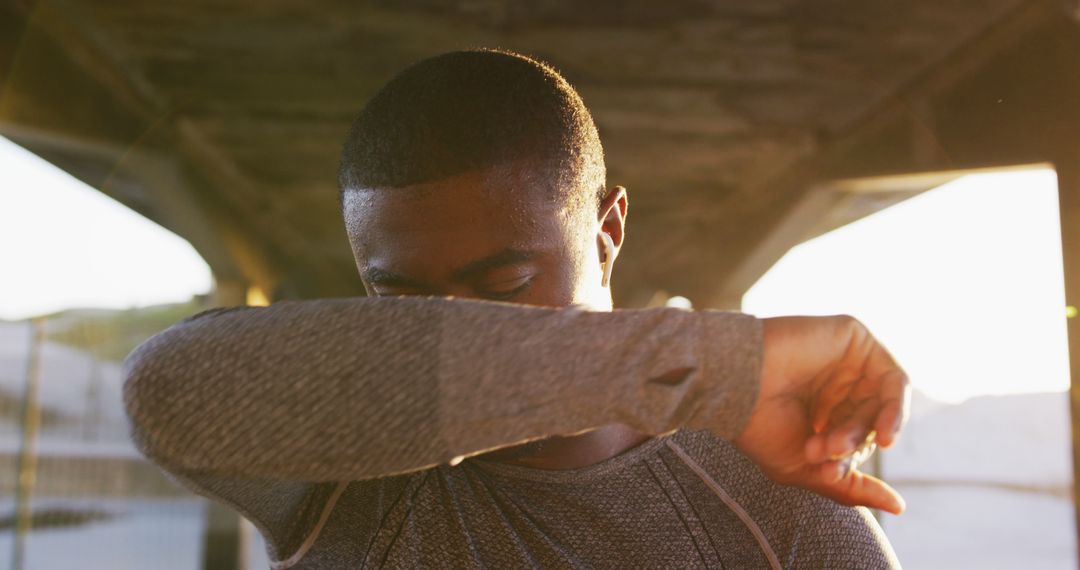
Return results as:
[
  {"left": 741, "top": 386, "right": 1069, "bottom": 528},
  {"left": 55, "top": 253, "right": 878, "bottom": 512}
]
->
[{"left": 121, "top": 296, "right": 901, "bottom": 569}]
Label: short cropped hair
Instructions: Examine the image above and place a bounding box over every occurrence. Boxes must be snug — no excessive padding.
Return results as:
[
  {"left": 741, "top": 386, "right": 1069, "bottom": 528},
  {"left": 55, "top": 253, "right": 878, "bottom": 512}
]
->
[{"left": 337, "top": 48, "right": 606, "bottom": 211}]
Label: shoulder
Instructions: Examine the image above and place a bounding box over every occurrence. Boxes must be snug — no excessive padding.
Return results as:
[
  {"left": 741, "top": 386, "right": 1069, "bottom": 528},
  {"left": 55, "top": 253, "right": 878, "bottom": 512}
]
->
[
  {"left": 775, "top": 487, "right": 900, "bottom": 570},
  {"left": 666, "top": 430, "right": 902, "bottom": 569}
]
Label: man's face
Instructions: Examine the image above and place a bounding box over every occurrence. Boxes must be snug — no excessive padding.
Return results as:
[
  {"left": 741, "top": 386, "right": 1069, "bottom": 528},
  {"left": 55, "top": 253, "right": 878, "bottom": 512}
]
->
[{"left": 342, "top": 161, "right": 608, "bottom": 309}]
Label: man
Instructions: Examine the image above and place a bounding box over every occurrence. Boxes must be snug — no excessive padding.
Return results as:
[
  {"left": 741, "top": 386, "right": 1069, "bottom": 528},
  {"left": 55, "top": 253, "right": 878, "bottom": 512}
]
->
[{"left": 123, "top": 48, "right": 908, "bottom": 568}]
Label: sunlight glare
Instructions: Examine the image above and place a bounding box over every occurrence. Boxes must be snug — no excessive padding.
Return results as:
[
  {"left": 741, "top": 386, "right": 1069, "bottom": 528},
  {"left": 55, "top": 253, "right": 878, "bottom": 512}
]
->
[
  {"left": 0, "top": 136, "right": 213, "bottom": 320},
  {"left": 743, "top": 168, "right": 1069, "bottom": 404}
]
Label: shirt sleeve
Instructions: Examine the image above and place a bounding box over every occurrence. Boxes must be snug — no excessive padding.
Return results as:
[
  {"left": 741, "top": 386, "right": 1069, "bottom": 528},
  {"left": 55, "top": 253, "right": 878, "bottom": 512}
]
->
[{"left": 121, "top": 295, "right": 763, "bottom": 482}]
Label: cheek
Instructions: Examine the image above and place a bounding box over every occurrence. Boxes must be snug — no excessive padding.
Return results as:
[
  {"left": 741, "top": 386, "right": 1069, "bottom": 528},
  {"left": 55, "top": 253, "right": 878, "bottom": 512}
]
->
[{"left": 523, "top": 272, "right": 578, "bottom": 307}]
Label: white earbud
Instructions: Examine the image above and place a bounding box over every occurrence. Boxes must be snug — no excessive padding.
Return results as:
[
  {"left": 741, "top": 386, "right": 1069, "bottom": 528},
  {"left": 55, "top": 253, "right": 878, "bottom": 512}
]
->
[{"left": 599, "top": 232, "right": 615, "bottom": 288}]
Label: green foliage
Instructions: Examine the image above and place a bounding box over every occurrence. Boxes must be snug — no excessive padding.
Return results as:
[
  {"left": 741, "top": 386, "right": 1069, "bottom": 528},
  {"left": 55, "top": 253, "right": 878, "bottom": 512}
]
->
[{"left": 45, "top": 297, "right": 210, "bottom": 363}]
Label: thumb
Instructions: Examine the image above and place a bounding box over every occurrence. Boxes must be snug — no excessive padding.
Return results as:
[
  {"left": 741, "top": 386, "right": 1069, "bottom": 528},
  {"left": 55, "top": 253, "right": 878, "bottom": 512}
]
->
[{"left": 810, "top": 462, "right": 906, "bottom": 515}]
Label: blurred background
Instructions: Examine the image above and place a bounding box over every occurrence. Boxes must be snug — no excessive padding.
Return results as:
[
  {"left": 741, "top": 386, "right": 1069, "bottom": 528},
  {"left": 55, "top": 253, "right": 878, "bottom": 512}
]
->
[{"left": 2, "top": 1, "right": 1080, "bottom": 568}]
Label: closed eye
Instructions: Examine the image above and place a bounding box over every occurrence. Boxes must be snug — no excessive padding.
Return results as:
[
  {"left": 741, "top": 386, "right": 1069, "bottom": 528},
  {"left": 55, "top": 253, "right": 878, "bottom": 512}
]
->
[{"left": 481, "top": 276, "right": 533, "bottom": 300}]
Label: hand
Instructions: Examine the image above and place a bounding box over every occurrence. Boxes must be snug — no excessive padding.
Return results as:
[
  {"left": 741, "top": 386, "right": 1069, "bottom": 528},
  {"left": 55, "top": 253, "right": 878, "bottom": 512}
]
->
[{"left": 733, "top": 315, "right": 911, "bottom": 515}]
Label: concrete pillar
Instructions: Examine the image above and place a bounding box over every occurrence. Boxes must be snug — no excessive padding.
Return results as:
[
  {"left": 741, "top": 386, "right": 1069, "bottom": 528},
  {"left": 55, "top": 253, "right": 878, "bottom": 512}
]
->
[
  {"left": 202, "top": 501, "right": 248, "bottom": 570},
  {"left": 212, "top": 279, "right": 248, "bottom": 308},
  {"left": 1054, "top": 158, "right": 1080, "bottom": 565}
]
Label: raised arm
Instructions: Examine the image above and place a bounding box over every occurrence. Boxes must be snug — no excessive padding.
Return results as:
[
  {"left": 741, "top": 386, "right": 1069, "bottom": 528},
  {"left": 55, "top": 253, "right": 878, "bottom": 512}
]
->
[{"left": 122, "top": 296, "right": 762, "bottom": 482}]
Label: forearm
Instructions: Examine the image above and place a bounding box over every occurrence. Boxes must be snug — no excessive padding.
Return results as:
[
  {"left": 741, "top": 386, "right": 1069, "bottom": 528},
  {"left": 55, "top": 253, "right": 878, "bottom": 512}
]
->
[{"left": 122, "top": 296, "right": 762, "bottom": 481}]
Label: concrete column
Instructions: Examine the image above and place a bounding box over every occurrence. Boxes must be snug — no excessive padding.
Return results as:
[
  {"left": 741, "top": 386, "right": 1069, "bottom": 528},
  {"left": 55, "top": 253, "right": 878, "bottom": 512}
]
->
[
  {"left": 1054, "top": 159, "right": 1080, "bottom": 564},
  {"left": 202, "top": 501, "right": 248, "bottom": 570},
  {"left": 212, "top": 279, "right": 248, "bottom": 308}
]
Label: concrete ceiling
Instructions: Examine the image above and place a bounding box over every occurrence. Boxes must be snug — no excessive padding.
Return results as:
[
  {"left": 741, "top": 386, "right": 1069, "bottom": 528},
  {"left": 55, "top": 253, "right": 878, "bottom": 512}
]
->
[{"left": 3, "top": 0, "right": 1079, "bottom": 307}]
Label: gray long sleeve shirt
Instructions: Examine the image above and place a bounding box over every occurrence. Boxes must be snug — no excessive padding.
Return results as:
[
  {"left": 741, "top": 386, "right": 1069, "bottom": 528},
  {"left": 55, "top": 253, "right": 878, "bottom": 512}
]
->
[{"left": 122, "top": 296, "right": 901, "bottom": 569}]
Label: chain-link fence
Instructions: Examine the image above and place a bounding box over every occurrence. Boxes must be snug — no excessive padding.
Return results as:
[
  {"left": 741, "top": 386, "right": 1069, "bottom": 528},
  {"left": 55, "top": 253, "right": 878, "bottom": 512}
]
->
[{"left": 0, "top": 297, "right": 268, "bottom": 570}]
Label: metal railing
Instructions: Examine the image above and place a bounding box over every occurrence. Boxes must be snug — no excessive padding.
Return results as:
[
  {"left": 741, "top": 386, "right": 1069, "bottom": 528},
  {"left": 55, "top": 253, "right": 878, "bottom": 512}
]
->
[{"left": 0, "top": 301, "right": 263, "bottom": 570}]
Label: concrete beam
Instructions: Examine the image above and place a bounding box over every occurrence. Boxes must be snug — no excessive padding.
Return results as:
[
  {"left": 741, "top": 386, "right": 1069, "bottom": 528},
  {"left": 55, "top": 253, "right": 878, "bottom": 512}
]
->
[
  {"left": 0, "top": 0, "right": 284, "bottom": 297},
  {"left": 708, "top": 0, "right": 1065, "bottom": 307}
]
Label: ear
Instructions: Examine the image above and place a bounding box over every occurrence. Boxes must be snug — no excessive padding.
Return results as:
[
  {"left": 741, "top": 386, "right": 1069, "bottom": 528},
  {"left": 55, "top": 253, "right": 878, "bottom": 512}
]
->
[{"left": 597, "top": 185, "right": 628, "bottom": 256}]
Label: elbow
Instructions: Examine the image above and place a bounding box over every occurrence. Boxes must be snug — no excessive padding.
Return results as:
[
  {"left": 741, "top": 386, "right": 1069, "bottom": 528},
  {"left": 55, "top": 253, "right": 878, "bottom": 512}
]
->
[
  {"left": 122, "top": 306, "right": 249, "bottom": 470},
  {"left": 121, "top": 328, "right": 188, "bottom": 469}
]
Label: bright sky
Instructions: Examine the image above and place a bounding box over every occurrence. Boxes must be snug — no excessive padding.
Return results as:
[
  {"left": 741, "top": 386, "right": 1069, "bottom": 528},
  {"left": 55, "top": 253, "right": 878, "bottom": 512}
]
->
[
  {"left": 0, "top": 136, "right": 212, "bottom": 320},
  {"left": 743, "top": 168, "right": 1070, "bottom": 404}
]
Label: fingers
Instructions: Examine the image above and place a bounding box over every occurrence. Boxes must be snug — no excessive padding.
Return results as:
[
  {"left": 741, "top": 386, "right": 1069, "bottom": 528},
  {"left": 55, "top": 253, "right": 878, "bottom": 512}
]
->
[
  {"left": 805, "top": 429, "right": 851, "bottom": 465},
  {"left": 805, "top": 395, "right": 877, "bottom": 463},
  {"left": 804, "top": 432, "right": 829, "bottom": 463},
  {"left": 829, "top": 396, "right": 877, "bottom": 455},
  {"left": 812, "top": 340, "right": 911, "bottom": 451},
  {"left": 809, "top": 320, "right": 870, "bottom": 432},
  {"left": 758, "top": 314, "right": 910, "bottom": 515},
  {"left": 810, "top": 368, "right": 858, "bottom": 433},
  {"left": 873, "top": 368, "right": 911, "bottom": 448},
  {"left": 813, "top": 458, "right": 850, "bottom": 484},
  {"left": 815, "top": 466, "right": 906, "bottom": 515}
]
